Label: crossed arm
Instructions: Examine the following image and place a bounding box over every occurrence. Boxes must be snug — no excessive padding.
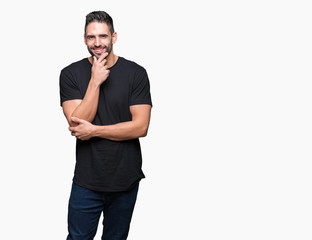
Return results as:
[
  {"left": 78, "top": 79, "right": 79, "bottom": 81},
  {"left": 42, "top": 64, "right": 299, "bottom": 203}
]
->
[
  {"left": 62, "top": 53, "right": 151, "bottom": 141},
  {"left": 62, "top": 99, "right": 151, "bottom": 141}
]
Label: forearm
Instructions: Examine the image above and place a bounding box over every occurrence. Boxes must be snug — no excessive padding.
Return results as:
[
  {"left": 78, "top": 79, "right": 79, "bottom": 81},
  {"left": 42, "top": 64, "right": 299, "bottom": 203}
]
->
[
  {"left": 93, "top": 121, "right": 148, "bottom": 141},
  {"left": 70, "top": 80, "right": 100, "bottom": 125},
  {"left": 66, "top": 54, "right": 110, "bottom": 127},
  {"left": 69, "top": 105, "right": 151, "bottom": 141}
]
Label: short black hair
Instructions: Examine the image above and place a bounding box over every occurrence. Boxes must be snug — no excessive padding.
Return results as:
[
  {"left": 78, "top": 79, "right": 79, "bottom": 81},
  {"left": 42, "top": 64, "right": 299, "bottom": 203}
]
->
[{"left": 85, "top": 11, "right": 114, "bottom": 34}]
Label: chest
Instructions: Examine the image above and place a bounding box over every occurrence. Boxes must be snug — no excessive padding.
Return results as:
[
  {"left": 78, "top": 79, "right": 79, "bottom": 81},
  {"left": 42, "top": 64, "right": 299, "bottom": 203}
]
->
[
  {"left": 76, "top": 68, "right": 133, "bottom": 123},
  {"left": 78, "top": 69, "right": 131, "bottom": 104}
]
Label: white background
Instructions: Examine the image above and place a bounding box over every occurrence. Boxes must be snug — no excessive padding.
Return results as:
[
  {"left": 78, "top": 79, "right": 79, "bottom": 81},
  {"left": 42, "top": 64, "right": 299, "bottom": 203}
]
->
[{"left": 0, "top": 0, "right": 311, "bottom": 239}]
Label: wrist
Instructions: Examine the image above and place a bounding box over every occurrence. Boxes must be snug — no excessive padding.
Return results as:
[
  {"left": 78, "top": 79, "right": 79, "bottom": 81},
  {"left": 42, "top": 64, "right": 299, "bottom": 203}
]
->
[
  {"left": 92, "top": 125, "right": 101, "bottom": 138},
  {"left": 92, "top": 125, "right": 108, "bottom": 139},
  {"left": 89, "top": 78, "right": 101, "bottom": 88}
]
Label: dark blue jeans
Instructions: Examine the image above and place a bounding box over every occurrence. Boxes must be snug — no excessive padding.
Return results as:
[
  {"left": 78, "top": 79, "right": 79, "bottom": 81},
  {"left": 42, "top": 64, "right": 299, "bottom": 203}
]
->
[{"left": 66, "top": 182, "right": 139, "bottom": 240}]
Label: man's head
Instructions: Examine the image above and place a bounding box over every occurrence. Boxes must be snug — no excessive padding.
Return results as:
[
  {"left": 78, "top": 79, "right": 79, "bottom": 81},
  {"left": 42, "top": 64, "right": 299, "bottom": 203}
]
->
[
  {"left": 84, "top": 11, "right": 117, "bottom": 59},
  {"left": 85, "top": 11, "right": 114, "bottom": 35}
]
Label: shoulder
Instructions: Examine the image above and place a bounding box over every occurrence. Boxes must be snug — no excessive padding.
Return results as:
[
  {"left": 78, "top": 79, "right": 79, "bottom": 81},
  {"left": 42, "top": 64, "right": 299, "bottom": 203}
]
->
[
  {"left": 118, "top": 57, "right": 147, "bottom": 74},
  {"left": 61, "top": 58, "right": 89, "bottom": 74}
]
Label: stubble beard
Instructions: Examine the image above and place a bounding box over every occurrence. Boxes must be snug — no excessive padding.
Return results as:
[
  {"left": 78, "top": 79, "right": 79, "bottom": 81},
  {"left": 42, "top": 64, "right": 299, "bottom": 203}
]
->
[{"left": 88, "top": 42, "right": 113, "bottom": 60}]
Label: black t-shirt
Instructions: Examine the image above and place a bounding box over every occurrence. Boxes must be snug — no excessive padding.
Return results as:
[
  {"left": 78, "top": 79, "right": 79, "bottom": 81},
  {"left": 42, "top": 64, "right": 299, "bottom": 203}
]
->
[{"left": 59, "top": 57, "right": 152, "bottom": 192}]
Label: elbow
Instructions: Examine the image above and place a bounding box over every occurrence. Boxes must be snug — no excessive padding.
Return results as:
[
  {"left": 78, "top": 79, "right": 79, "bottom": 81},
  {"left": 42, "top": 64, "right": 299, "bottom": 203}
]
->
[
  {"left": 67, "top": 116, "right": 78, "bottom": 127},
  {"left": 69, "top": 121, "right": 78, "bottom": 128},
  {"left": 138, "top": 125, "right": 149, "bottom": 138},
  {"left": 140, "top": 132, "right": 147, "bottom": 138}
]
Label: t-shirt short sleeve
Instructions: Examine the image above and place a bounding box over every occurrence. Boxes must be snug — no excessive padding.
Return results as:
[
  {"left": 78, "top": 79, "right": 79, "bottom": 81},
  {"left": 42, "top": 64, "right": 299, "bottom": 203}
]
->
[
  {"left": 59, "top": 68, "right": 82, "bottom": 106},
  {"left": 129, "top": 67, "right": 152, "bottom": 107}
]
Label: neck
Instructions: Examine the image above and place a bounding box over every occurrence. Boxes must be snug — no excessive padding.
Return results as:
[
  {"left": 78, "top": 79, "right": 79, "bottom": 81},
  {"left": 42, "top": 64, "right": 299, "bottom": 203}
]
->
[{"left": 88, "top": 52, "right": 118, "bottom": 68}]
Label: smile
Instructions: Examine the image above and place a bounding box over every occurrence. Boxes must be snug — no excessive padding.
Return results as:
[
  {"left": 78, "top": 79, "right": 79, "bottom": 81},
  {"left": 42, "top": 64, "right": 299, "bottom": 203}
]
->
[{"left": 93, "top": 48, "right": 106, "bottom": 54}]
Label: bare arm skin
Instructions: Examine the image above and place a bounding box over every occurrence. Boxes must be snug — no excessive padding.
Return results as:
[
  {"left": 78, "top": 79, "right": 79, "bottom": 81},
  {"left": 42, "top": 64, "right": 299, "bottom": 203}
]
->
[
  {"left": 62, "top": 52, "right": 109, "bottom": 127},
  {"left": 69, "top": 104, "right": 152, "bottom": 141}
]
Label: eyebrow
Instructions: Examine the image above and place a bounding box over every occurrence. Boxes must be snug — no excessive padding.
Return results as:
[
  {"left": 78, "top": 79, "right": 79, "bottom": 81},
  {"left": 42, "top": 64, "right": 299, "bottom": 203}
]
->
[{"left": 86, "top": 34, "right": 108, "bottom": 38}]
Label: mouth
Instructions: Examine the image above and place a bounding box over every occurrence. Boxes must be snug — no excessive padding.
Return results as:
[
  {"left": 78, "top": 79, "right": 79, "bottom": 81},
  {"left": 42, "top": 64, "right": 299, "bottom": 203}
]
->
[{"left": 93, "top": 47, "right": 106, "bottom": 55}]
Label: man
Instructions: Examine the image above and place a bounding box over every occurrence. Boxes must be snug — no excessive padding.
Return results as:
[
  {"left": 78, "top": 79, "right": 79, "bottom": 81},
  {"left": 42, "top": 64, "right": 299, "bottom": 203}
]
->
[{"left": 59, "top": 11, "right": 152, "bottom": 240}]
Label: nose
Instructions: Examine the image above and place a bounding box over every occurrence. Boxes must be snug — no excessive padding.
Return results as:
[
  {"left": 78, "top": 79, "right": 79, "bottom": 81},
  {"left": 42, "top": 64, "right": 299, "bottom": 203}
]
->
[{"left": 95, "top": 36, "right": 100, "bottom": 47}]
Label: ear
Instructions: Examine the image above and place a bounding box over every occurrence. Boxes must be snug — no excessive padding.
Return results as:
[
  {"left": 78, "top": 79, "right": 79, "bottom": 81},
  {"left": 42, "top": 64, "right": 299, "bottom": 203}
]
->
[{"left": 112, "top": 32, "right": 117, "bottom": 44}]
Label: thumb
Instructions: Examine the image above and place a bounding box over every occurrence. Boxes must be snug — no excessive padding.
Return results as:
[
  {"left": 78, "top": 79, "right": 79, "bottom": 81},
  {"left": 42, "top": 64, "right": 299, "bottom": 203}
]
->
[
  {"left": 71, "top": 116, "right": 84, "bottom": 124},
  {"left": 93, "top": 56, "right": 97, "bottom": 64}
]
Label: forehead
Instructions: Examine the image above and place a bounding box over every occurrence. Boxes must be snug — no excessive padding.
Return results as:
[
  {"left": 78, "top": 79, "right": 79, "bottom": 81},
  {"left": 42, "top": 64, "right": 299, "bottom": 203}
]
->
[{"left": 85, "top": 22, "right": 110, "bottom": 35}]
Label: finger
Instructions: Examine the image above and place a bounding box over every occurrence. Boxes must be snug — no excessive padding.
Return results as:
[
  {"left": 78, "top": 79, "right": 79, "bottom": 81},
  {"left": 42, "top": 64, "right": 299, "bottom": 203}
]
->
[
  {"left": 98, "top": 51, "right": 109, "bottom": 62},
  {"left": 71, "top": 116, "right": 84, "bottom": 124},
  {"left": 93, "top": 56, "right": 97, "bottom": 64}
]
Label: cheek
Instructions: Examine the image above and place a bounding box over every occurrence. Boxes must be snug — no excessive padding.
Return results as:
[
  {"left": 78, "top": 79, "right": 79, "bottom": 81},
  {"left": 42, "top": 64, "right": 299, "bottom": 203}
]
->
[
  {"left": 86, "top": 41, "right": 94, "bottom": 48},
  {"left": 102, "top": 39, "right": 110, "bottom": 46}
]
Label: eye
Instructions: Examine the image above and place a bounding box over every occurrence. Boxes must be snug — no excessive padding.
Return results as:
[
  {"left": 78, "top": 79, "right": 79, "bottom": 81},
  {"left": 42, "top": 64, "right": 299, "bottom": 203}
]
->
[
  {"left": 100, "top": 34, "right": 108, "bottom": 38},
  {"left": 86, "top": 35, "right": 95, "bottom": 40}
]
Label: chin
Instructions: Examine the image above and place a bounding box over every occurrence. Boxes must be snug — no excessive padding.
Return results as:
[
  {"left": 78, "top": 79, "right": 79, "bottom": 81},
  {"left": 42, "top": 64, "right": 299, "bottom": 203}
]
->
[{"left": 95, "top": 52, "right": 109, "bottom": 59}]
